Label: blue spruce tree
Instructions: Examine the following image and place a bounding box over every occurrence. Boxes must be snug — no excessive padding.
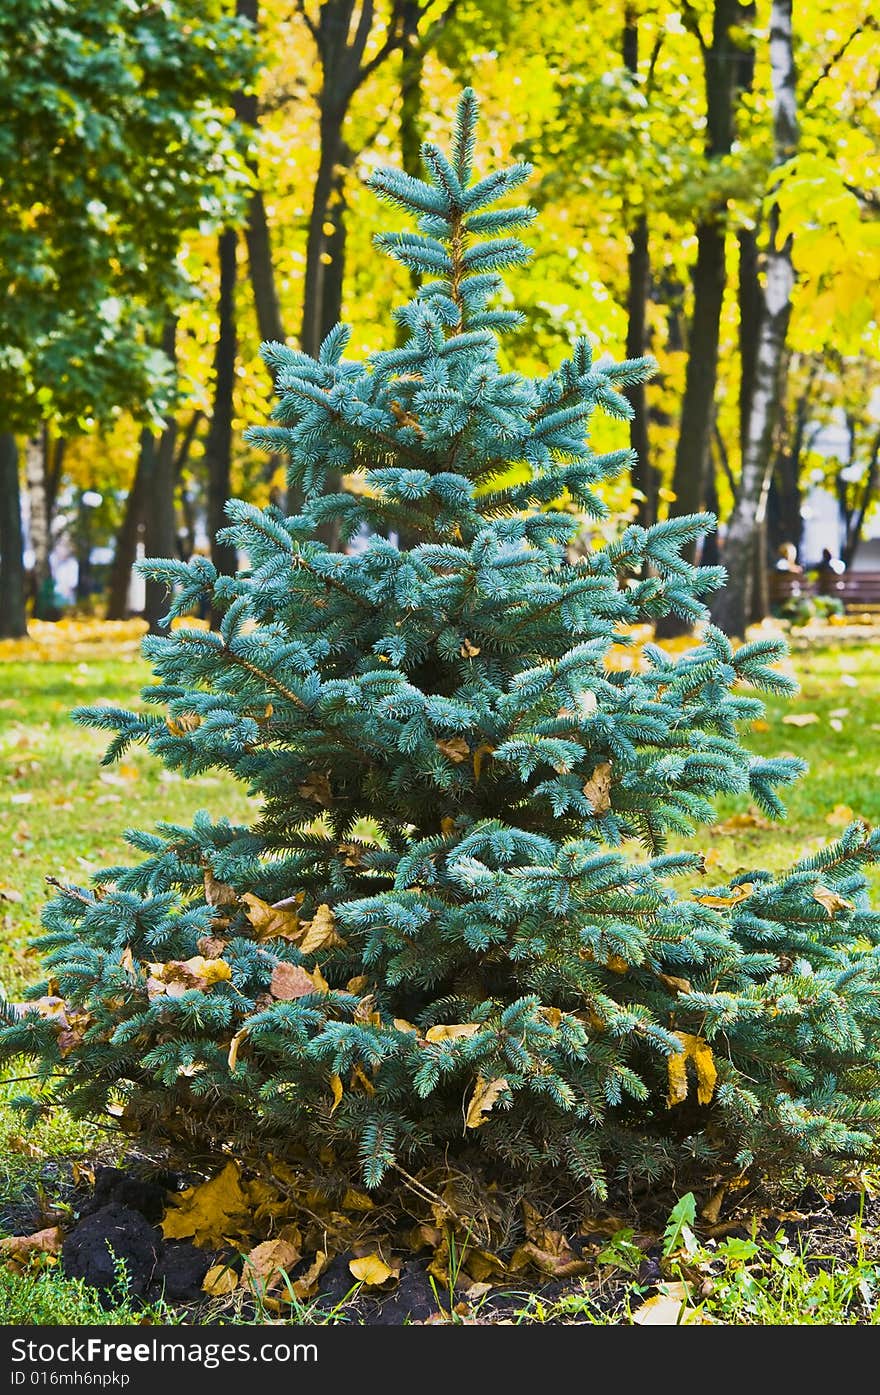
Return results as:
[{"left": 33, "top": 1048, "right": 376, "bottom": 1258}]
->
[{"left": 4, "top": 91, "right": 880, "bottom": 1195}]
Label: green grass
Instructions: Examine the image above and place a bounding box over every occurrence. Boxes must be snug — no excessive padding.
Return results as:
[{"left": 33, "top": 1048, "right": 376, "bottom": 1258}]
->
[
  {"left": 0, "top": 1261, "right": 178, "bottom": 1324},
  {"left": 0, "top": 650, "right": 256, "bottom": 993}
]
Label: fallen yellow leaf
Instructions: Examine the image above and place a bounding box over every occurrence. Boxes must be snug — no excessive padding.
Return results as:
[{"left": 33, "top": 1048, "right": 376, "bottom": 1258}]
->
[
  {"left": 329, "top": 1074, "right": 344, "bottom": 1114},
  {"left": 242, "top": 893, "right": 300, "bottom": 941},
  {"left": 227, "top": 1027, "right": 248, "bottom": 1071},
  {"left": 349, "top": 1255, "right": 396, "bottom": 1286},
  {"left": 146, "top": 956, "right": 231, "bottom": 1000},
  {"left": 692, "top": 884, "right": 753, "bottom": 909},
  {"left": 298, "top": 903, "right": 344, "bottom": 954},
  {"left": 782, "top": 713, "right": 820, "bottom": 727},
  {"left": 270, "top": 962, "right": 327, "bottom": 1000},
  {"left": 242, "top": 1235, "right": 302, "bottom": 1296},
  {"left": 425, "top": 1022, "right": 480, "bottom": 1044},
  {"left": 202, "top": 1263, "right": 239, "bottom": 1296},
  {"left": 161, "top": 1162, "right": 250, "bottom": 1246},
  {"left": 825, "top": 804, "right": 855, "bottom": 827},
  {"left": 812, "top": 884, "right": 854, "bottom": 917},
  {"left": 583, "top": 761, "right": 612, "bottom": 814},
  {"left": 465, "top": 1075, "right": 509, "bottom": 1129},
  {"left": 436, "top": 736, "right": 470, "bottom": 763},
  {"left": 667, "top": 1032, "right": 717, "bottom": 1108}
]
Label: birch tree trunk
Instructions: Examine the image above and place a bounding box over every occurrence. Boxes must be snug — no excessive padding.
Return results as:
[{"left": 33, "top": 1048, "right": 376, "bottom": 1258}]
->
[
  {"left": 712, "top": 0, "right": 798, "bottom": 636},
  {"left": 24, "top": 434, "right": 50, "bottom": 602}
]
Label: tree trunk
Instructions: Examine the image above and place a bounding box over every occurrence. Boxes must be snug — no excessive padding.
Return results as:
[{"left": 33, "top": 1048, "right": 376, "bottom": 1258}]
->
[
  {"left": 107, "top": 432, "right": 150, "bottom": 620},
  {"left": 711, "top": 0, "right": 797, "bottom": 636},
  {"left": 842, "top": 429, "right": 880, "bottom": 567},
  {"left": 143, "top": 418, "right": 179, "bottom": 634},
  {"left": 302, "top": 111, "right": 351, "bottom": 359},
  {"left": 0, "top": 431, "right": 27, "bottom": 638},
  {"left": 738, "top": 227, "right": 761, "bottom": 457},
  {"left": 205, "top": 227, "right": 239, "bottom": 582},
  {"left": 622, "top": 9, "right": 655, "bottom": 530},
  {"left": 24, "top": 433, "right": 51, "bottom": 600},
  {"left": 657, "top": 0, "right": 750, "bottom": 636}
]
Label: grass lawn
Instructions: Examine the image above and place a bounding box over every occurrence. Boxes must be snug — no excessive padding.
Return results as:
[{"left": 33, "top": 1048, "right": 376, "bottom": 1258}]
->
[{"left": 1, "top": 623, "right": 880, "bottom": 1325}]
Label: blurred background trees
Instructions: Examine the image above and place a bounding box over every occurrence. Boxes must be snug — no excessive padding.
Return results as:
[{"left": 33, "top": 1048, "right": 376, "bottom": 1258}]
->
[{"left": 2, "top": 0, "right": 878, "bottom": 638}]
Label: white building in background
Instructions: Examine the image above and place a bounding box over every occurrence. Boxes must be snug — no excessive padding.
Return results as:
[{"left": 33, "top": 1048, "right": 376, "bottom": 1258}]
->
[{"left": 799, "top": 397, "right": 880, "bottom": 571}]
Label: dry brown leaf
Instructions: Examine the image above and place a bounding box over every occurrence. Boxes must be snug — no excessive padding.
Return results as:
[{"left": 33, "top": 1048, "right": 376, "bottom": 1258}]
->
[
  {"left": 425, "top": 1022, "right": 480, "bottom": 1044},
  {"left": 0, "top": 1226, "right": 63, "bottom": 1265},
  {"left": 583, "top": 761, "right": 612, "bottom": 814},
  {"left": 539, "top": 1006, "right": 563, "bottom": 1029},
  {"left": 242, "top": 893, "right": 301, "bottom": 942},
  {"left": 204, "top": 870, "right": 238, "bottom": 907},
  {"left": 291, "top": 1250, "right": 330, "bottom": 1300},
  {"left": 202, "top": 1263, "right": 239, "bottom": 1296},
  {"left": 436, "top": 737, "right": 470, "bottom": 764},
  {"left": 657, "top": 972, "right": 692, "bottom": 995},
  {"left": 242, "top": 1235, "right": 302, "bottom": 1296},
  {"left": 270, "top": 962, "right": 327, "bottom": 1001},
  {"left": 119, "top": 946, "right": 135, "bottom": 976},
  {"left": 812, "top": 884, "right": 854, "bottom": 917},
  {"left": 701, "top": 1187, "right": 726, "bottom": 1226},
  {"left": 346, "top": 974, "right": 370, "bottom": 994},
  {"left": 667, "top": 1032, "right": 717, "bottom": 1108},
  {"left": 460, "top": 638, "right": 481, "bottom": 658},
  {"left": 464, "top": 1075, "right": 509, "bottom": 1129},
  {"left": 161, "top": 1162, "right": 250, "bottom": 1246},
  {"left": 349, "top": 1255, "right": 397, "bottom": 1286},
  {"left": 197, "top": 935, "right": 228, "bottom": 959},
  {"left": 298, "top": 772, "right": 333, "bottom": 806}
]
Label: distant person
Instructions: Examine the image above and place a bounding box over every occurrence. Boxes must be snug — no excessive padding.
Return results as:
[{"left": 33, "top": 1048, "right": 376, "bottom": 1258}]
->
[
  {"left": 775, "top": 542, "right": 803, "bottom": 574},
  {"left": 815, "top": 546, "right": 845, "bottom": 595}
]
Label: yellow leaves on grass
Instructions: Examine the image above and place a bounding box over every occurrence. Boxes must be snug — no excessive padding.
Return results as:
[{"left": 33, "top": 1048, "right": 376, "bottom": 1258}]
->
[
  {"left": 464, "top": 1075, "right": 509, "bottom": 1129},
  {"left": 1, "top": 1226, "right": 64, "bottom": 1272},
  {"left": 667, "top": 1033, "right": 717, "bottom": 1109},
  {"left": 583, "top": 761, "right": 612, "bottom": 814},
  {"left": 146, "top": 955, "right": 231, "bottom": 1001}
]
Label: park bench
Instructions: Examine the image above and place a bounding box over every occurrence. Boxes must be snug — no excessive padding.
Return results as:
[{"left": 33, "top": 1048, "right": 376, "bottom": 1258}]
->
[{"left": 768, "top": 569, "right": 880, "bottom": 613}]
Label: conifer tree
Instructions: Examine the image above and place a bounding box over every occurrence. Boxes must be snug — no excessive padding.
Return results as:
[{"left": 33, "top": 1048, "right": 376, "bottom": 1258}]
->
[{"left": 4, "top": 92, "right": 880, "bottom": 1195}]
